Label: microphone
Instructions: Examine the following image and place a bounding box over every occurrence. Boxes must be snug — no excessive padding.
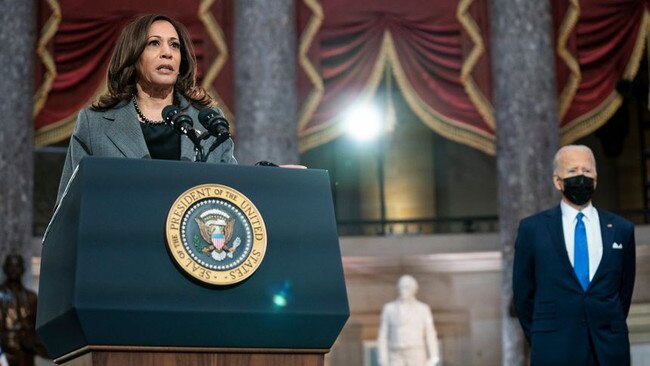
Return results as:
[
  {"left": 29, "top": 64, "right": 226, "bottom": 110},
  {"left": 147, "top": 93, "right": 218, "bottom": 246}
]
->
[
  {"left": 162, "top": 105, "right": 200, "bottom": 145},
  {"left": 198, "top": 107, "right": 231, "bottom": 144}
]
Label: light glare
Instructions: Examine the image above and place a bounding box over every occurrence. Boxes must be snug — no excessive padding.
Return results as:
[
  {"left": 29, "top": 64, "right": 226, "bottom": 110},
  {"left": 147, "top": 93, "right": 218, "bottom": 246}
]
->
[
  {"left": 344, "top": 104, "right": 382, "bottom": 141},
  {"left": 273, "top": 294, "right": 288, "bottom": 307}
]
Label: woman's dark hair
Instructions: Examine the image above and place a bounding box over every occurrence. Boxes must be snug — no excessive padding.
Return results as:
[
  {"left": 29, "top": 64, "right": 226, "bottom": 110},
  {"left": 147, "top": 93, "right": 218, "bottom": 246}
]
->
[{"left": 92, "top": 14, "right": 212, "bottom": 110}]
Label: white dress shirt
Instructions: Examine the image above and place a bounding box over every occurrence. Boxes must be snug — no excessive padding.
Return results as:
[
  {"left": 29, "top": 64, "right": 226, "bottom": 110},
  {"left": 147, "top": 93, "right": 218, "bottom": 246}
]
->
[{"left": 560, "top": 201, "right": 603, "bottom": 281}]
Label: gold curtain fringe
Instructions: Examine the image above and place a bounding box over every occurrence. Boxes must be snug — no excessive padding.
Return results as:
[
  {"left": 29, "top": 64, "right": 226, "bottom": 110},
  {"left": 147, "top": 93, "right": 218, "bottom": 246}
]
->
[
  {"left": 297, "top": 0, "right": 325, "bottom": 132},
  {"left": 33, "top": 0, "right": 61, "bottom": 118},
  {"left": 298, "top": 121, "right": 345, "bottom": 152},
  {"left": 298, "top": 28, "right": 389, "bottom": 152},
  {"left": 34, "top": 115, "right": 76, "bottom": 148},
  {"left": 463, "top": 77, "right": 494, "bottom": 131},
  {"left": 623, "top": 9, "right": 649, "bottom": 80},
  {"left": 624, "top": 7, "right": 650, "bottom": 114},
  {"left": 34, "top": 83, "right": 108, "bottom": 147},
  {"left": 383, "top": 31, "right": 495, "bottom": 155},
  {"left": 198, "top": 0, "right": 233, "bottom": 123},
  {"left": 557, "top": 0, "right": 581, "bottom": 120},
  {"left": 456, "top": 0, "right": 495, "bottom": 130},
  {"left": 560, "top": 9, "right": 649, "bottom": 144},
  {"left": 560, "top": 92, "right": 621, "bottom": 145}
]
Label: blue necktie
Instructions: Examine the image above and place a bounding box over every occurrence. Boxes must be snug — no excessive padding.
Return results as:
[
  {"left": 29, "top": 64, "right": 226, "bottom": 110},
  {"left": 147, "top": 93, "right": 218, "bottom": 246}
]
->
[{"left": 574, "top": 212, "right": 590, "bottom": 291}]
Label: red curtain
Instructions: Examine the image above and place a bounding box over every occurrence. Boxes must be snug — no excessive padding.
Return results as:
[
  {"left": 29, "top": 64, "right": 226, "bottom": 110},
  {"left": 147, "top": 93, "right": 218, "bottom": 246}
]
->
[
  {"left": 296, "top": 0, "right": 649, "bottom": 154},
  {"left": 35, "top": 0, "right": 649, "bottom": 154},
  {"left": 296, "top": 0, "right": 494, "bottom": 153},
  {"left": 554, "top": 0, "right": 648, "bottom": 143}
]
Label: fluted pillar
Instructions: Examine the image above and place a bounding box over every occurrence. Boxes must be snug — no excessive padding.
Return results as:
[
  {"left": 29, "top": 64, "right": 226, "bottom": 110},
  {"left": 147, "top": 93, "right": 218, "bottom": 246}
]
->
[
  {"left": 489, "top": 0, "right": 560, "bottom": 364},
  {"left": 234, "top": 0, "right": 298, "bottom": 165},
  {"left": 0, "top": 0, "right": 35, "bottom": 270}
]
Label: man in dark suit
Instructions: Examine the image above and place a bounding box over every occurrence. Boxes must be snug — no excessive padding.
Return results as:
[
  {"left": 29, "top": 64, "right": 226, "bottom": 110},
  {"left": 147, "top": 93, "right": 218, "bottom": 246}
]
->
[{"left": 513, "top": 145, "right": 636, "bottom": 366}]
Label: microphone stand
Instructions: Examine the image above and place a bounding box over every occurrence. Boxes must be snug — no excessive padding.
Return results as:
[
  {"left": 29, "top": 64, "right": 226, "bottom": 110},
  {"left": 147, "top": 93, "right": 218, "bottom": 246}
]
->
[
  {"left": 190, "top": 131, "right": 208, "bottom": 162},
  {"left": 162, "top": 105, "right": 207, "bottom": 163},
  {"left": 199, "top": 132, "right": 230, "bottom": 163}
]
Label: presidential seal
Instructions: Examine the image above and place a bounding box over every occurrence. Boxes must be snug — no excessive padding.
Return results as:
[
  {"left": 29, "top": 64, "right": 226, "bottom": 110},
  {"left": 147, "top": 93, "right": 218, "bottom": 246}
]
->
[{"left": 165, "top": 184, "right": 267, "bottom": 285}]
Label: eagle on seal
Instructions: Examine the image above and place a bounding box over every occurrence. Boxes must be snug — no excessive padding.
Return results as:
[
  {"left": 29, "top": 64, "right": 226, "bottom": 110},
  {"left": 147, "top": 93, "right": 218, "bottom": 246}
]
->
[{"left": 196, "top": 216, "right": 233, "bottom": 249}]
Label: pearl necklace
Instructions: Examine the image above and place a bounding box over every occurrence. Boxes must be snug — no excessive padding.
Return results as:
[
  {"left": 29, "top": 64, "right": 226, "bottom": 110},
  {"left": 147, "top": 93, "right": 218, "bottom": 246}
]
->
[{"left": 133, "top": 96, "right": 164, "bottom": 125}]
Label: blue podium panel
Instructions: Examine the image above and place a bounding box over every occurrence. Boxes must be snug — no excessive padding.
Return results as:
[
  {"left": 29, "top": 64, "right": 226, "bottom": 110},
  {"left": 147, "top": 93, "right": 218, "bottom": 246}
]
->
[{"left": 37, "top": 158, "right": 349, "bottom": 358}]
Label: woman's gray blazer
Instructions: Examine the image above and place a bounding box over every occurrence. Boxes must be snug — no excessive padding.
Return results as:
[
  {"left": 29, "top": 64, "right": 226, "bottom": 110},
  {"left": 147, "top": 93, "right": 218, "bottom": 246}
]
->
[{"left": 56, "top": 97, "right": 237, "bottom": 205}]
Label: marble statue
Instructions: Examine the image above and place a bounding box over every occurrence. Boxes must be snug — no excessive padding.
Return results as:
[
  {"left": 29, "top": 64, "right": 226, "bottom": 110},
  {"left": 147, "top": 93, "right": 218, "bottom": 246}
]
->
[{"left": 377, "top": 275, "right": 440, "bottom": 366}]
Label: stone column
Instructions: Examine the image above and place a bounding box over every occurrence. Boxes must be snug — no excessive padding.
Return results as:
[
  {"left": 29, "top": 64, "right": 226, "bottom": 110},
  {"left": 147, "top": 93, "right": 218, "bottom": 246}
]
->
[
  {"left": 234, "top": 0, "right": 298, "bottom": 165},
  {"left": 489, "top": 0, "right": 560, "bottom": 364},
  {"left": 0, "top": 1, "right": 35, "bottom": 272}
]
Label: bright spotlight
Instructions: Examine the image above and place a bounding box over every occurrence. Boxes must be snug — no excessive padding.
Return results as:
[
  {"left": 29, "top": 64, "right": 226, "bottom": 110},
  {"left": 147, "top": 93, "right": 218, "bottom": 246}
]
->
[{"left": 344, "top": 103, "right": 383, "bottom": 141}]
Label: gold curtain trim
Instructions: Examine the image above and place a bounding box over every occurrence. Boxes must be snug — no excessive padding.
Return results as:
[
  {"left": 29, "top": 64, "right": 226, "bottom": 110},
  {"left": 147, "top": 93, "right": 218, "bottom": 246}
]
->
[
  {"left": 33, "top": 0, "right": 61, "bottom": 118},
  {"left": 383, "top": 32, "right": 495, "bottom": 155},
  {"left": 623, "top": 10, "right": 649, "bottom": 80},
  {"left": 35, "top": 83, "right": 108, "bottom": 147},
  {"left": 560, "top": 9, "right": 649, "bottom": 144},
  {"left": 34, "top": 115, "right": 76, "bottom": 148},
  {"left": 297, "top": 0, "right": 324, "bottom": 132},
  {"left": 557, "top": 0, "right": 581, "bottom": 120},
  {"left": 198, "top": 0, "right": 233, "bottom": 122},
  {"left": 560, "top": 92, "right": 621, "bottom": 144},
  {"left": 298, "top": 122, "right": 346, "bottom": 153},
  {"left": 298, "top": 29, "right": 390, "bottom": 152},
  {"left": 456, "top": 0, "right": 495, "bottom": 130}
]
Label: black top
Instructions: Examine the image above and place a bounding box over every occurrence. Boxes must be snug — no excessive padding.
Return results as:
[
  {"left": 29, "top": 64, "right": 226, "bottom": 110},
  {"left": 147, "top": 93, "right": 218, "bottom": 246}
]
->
[{"left": 139, "top": 123, "right": 180, "bottom": 160}]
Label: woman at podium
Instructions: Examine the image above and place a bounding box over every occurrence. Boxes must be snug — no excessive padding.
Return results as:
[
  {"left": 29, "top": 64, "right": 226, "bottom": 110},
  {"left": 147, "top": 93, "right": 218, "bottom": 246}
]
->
[{"left": 56, "top": 14, "right": 237, "bottom": 205}]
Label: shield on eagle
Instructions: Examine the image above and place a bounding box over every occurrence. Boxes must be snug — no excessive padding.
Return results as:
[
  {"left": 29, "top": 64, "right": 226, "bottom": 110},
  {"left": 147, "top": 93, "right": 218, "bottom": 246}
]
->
[{"left": 212, "top": 232, "right": 226, "bottom": 250}]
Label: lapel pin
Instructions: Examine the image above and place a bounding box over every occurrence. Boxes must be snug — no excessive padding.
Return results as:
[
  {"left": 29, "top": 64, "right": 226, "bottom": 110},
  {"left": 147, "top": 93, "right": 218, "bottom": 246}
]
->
[{"left": 607, "top": 224, "right": 613, "bottom": 228}]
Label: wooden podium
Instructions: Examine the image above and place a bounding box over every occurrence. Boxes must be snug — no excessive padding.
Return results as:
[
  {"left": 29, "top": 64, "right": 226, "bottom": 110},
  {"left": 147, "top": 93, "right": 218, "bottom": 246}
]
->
[
  {"left": 36, "top": 158, "right": 349, "bottom": 365},
  {"left": 56, "top": 347, "right": 326, "bottom": 366}
]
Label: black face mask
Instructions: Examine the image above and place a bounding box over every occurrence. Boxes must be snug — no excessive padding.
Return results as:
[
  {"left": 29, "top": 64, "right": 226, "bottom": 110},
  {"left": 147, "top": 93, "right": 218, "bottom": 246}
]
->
[{"left": 562, "top": 175, "right": 595, "bottom": 206}]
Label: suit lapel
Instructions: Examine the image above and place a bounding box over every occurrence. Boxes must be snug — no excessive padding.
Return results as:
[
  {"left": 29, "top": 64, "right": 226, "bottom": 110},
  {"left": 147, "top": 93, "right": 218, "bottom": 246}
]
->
[
  {"left": 590, "top": 209, "right": 614, "bottom": 286},
  {"left": 546, "top": 206, "right": 575, "bottom": 276},
  {"left": 104, "top": 103, "right": 150, "bottom": 158},
  {"left": 546, "top": 205, "right": 584, "bottom": 290}
]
